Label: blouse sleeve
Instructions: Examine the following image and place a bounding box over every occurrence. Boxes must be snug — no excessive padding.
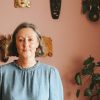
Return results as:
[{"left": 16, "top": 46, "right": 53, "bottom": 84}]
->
[
  {"left": 49, "top": 68, "right": 64, "bottom": 100},
  {"left": 0, "top": 67, "right": 2, "bottom": 99}
]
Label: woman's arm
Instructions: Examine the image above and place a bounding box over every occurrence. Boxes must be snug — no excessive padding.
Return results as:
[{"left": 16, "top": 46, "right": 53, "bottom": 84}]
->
[{"left": 49, "top": 68, "right": 64, "bottom": 100}]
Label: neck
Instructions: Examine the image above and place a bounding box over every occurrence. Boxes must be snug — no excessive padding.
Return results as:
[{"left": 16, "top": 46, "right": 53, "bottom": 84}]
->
[{"left": 17, "top": 57, "right": 37, "bottom": 68}]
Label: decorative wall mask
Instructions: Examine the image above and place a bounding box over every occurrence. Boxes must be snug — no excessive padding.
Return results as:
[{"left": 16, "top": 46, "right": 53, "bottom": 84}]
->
[
  {"left": 0, "top": 35, "right": 12, "bottom": 62},
  {"left": 35, "top": 36, "right": 53, "bottom": 57},
  {"left": 82, "top": 0, "right": 100, "bottom": 22},
  {"left": 14, "top": 0, "right": 31, "bottom": 8},
  {"left": 50, "top": 0, "right": 61, "bottom": 19}
]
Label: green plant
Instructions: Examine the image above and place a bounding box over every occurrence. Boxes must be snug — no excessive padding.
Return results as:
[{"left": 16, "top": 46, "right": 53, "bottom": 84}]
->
[{"left": 75, "top": 56, "right": 100, "bottom": 100}]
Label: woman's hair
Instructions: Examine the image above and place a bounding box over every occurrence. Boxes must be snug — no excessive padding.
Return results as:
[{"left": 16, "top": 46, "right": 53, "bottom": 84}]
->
[{"left": 9, "top": 22, "right": 42, "bottom": 57}]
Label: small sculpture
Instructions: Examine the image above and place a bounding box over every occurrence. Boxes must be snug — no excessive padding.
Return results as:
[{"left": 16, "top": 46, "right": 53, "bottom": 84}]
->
[
  {"left": 36, "top": 36, "right": 53, "bottom": 57},
  {"left": 0, "top": 35, "right": 12, "bottom": 62},
  {"left": 14, "top": 0, "right": 31, "bottom": 8}
]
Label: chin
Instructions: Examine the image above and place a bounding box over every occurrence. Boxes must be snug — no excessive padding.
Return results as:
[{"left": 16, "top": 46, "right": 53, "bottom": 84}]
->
[
  {"left": 22, "top": 54, "right": 34, "bottom": 59},
  {"left": 19, "top": 52, "right": 35, "bottom": 59},
  {"left": 22, "top": 56, "right": 31, "bottom": 59}
]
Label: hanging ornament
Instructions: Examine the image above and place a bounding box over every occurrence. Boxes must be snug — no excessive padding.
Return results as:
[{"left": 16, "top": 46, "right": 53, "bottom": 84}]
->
[
  {"left": 82, "top": 0, "right": 90, "bottom": 13},
  {"left": 82, "top": 0, "right": 100, "bottom": 22},
  {"left": 14, "top": 0, "right": 31, "bottom": 8},
  {"left": 50, "top": 0, "right": 61, "bottom": 19},
  {"left": 88, "top": 7, "right": 99, "bottom": 22}
]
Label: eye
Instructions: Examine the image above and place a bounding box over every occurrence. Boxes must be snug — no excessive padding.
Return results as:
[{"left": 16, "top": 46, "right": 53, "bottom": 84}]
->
[
  {"left": 28, "top": 38, "right": 34, "bottom": 42},
  {"left": 18, "top": 38, "right": 24, "bottom": 42}
]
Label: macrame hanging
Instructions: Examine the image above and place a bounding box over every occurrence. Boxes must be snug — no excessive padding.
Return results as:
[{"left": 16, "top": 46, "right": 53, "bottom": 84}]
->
[{"left": 82, "top": 0, "right": 100, "bottom": 22}]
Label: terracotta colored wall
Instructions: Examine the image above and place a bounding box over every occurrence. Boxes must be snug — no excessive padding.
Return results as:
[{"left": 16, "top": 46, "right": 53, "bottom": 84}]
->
[{"left": 0, "top": 0, "right": 100, "bottom": 100}]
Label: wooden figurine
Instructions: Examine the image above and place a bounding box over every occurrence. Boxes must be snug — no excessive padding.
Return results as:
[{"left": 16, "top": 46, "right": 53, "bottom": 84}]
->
[
  {"left": 0, "top": 35, "right": 12, "bottom": 62},
  {"left": 14, "top": 0, "right": 31, "bottom": 8},
  {"left": 35, "top": 36, "right": 53, "bottom": 57}
]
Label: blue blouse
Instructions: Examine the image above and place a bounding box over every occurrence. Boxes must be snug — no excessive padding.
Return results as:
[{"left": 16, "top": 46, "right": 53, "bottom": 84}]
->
[{"left": 0, "top": 61, "right": 63, "bottom": 100}]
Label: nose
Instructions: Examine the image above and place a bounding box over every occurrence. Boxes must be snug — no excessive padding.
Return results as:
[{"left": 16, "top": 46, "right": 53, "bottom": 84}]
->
[{"left": 24, "top": 39, "right": 29, "bottom": 48}]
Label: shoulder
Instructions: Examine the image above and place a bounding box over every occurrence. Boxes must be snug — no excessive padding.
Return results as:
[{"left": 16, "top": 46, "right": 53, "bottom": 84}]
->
[
  {"left": 0, "top": 62, "right": 14, "bottom": 68},
  {"left": 38, "top": 62, "right": 62, "bottom": 82},
  {"left": 0, "top": 62, "right": 16, "bottom": 72},
  {"left": 38, "top": 62, "right": 59, "bottom": 73}
]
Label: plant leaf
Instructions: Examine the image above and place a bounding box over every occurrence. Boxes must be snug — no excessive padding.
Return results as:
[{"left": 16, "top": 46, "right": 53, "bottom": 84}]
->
[
  {"left": 96, "top": 89, "right": 100, "bottom": 95},
  {"left": 83, "top": 56, "right": 94, "bottom": 65},
  {"left": 88, "top": 63, "right": 95, "bottom": 68},
  {"left": 89, "top": 82, "right": 95, "bottom": 90},
  {"left": 92, "top": 74, "right": 100, "bottom": 83},
  {"left": 75, "top": 73, "right": 82, "bottom": 85},
  {"left": 82, "top": 66, "right": 93, "bottom": 75},
  {"left": 82, "top": 1, "right": 90, "bottom": 13},
  {"left": 84, "top": 88, "right": 92, "bottom": 96},
  {"left": 96, "top": 62, "right": 100, "bottom": 67},
  {"left": 76, "top": 89, "right": 80, "bottom": 97}
]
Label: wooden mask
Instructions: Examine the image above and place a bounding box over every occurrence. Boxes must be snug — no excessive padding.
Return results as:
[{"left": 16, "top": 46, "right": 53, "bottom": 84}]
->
[{"left": 50, "top": 0, "right": 61, "bottom": 19}]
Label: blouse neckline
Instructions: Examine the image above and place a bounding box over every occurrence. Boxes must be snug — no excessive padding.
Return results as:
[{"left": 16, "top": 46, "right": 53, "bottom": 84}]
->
[{"left": 13, "top": 60, "right": 40, "bottom": 71}]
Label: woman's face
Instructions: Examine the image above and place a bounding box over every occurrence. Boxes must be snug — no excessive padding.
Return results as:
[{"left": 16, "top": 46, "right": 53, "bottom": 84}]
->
[{"left": 16, "top": 28, "right": 39, "bottom": 59}]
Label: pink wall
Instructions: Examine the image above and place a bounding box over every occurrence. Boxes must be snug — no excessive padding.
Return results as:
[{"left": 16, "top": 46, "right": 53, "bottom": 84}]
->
[{"left": 0, "top": 0, "right": 100, "bottom": 100}]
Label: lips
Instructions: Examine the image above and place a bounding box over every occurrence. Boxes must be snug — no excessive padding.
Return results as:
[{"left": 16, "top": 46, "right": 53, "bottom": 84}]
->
[{"left": 23, "top": 50, "right": 29, "bottom": 52}]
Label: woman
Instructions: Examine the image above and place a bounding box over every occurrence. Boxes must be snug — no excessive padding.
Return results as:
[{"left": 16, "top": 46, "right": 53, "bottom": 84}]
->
[{"left": 0, "top": 22, "right": 64, "bottom": 100}]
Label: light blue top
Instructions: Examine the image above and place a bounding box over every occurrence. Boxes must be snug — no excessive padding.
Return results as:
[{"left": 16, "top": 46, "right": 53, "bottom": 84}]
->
[{"left": 0, "top": 61, "right": 63, "bottom": 100}]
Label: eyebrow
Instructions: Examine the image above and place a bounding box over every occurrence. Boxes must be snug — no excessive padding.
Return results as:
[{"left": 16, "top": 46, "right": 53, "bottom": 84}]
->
[{"left": 17, "top": 36, "right": 36, "bottom": 39}]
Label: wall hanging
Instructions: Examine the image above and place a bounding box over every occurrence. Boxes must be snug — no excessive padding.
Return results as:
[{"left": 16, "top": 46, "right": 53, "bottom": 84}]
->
[
  {"left": 82, "top": 0, "right": 100, "bottom": 22},
  {"left": 0, "top": 35, "right": 53, "bottom": 62},
  {"left": 14, "top": 0, "right": 31, "bottom": 8},
  {"left": 0, "top": 35, "right": 12, "bottom": 62},
  {"left": 50, "top": 0, "right": 61, "bottom": 19},
  {"left": 35, "top": 36, "right": 53, "bottom": 57}
]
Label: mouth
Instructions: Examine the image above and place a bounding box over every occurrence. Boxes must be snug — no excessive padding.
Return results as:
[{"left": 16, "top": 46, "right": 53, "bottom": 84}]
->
[{"left": 23, "top": 49, "right": 29, "bottom": 52}]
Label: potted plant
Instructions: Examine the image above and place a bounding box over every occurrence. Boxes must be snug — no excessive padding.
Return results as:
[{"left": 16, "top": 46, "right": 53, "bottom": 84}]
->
[{"left": 75, "top": 56, "right": 100, "bottom": 100}]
